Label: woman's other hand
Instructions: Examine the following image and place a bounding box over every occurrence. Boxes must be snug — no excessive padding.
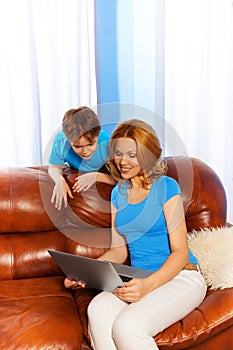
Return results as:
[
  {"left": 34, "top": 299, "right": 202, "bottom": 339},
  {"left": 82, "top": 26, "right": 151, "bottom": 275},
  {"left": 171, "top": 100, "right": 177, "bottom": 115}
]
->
[
  {"left": 114, "top": 277, "right": 152, "bottom": 303},
  {"left": 64, "top": 277, "right": 86, "bottom": 290}
]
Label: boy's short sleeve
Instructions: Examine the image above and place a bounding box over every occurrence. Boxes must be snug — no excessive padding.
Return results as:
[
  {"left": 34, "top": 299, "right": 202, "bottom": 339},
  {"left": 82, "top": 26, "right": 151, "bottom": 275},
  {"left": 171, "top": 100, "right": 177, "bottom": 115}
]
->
[
  {"left": 99, "top": 129, "right": 110, "bottom": 142},
  {"left": 48, "top": 132, "right": 69, "bottom": 165}
]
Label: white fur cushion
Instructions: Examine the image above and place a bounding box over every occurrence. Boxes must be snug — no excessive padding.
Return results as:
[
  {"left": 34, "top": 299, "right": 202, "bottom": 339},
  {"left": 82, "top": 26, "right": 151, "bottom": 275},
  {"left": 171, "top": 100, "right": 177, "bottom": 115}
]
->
[{"left": 188, "top": 226, "right": 233, "bottom": 290}]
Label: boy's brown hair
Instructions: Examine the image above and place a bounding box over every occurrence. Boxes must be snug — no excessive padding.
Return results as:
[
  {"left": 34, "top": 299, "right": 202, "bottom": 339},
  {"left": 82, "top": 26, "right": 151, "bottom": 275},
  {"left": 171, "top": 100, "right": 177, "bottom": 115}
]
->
[{"left": 62, "top": 106, "right": 101, "bottom": 144}]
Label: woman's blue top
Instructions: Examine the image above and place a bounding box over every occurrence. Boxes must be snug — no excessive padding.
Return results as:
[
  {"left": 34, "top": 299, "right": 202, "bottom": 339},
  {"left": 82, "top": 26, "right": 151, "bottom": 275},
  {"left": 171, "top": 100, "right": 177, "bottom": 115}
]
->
[{"left": 111, "top": 176, "right": 198, "bottom": 271}]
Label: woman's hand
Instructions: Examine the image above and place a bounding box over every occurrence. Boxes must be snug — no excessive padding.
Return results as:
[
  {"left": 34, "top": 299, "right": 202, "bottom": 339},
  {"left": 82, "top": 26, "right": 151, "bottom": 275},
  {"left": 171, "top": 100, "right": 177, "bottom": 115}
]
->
[
  {"left": 64, "top": 277, "right": 86, "bottom": 290},
  {"left": 114, "top": 277, "right": 152, "bottom": 303},
  {"left": 72, "top": 172, "right": 97, "bottom": 193},
  {"left": 51, "top": 177, "right": 73, "bottom": 210}
]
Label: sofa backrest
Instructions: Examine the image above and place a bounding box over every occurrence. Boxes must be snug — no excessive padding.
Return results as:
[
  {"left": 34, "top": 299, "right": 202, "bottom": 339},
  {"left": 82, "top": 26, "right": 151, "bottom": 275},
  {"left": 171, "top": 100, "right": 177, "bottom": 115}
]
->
[
  {"left": 0, "top": 167, "right": 111, "bottom": 280},
  {"left": 0, "top": 156, "right": 226, "bottom": 280},
  {"left": 165, "top": 157, "right": 227, "bottom": 231}
]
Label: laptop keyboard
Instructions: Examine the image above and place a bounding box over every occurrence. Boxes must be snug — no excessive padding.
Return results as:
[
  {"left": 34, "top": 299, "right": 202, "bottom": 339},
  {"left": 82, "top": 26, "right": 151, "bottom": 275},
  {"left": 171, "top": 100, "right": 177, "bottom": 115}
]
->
[{"left": 119, "top": 275, "right": 132, "bottom": 282}]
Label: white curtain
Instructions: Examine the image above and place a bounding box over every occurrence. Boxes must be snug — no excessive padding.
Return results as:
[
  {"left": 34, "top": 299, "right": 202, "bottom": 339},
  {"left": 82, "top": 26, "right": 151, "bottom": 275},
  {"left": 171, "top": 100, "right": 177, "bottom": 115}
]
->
[
  {"left": 165, "top": 0, "right": 233, "bottom": 223},
  {"left": 0, "top": 0, "right": 97, "bottom": 166}
]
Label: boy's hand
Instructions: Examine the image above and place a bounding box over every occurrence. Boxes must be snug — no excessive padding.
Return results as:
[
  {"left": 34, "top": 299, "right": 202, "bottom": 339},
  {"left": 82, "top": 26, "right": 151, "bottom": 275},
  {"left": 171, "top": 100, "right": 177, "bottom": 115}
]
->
[
  {"left": 51, "top": 177, "right": 73, "bottom": 210},
  {"left": 73, "top": 172, "right": 97, "bottom": 193}
]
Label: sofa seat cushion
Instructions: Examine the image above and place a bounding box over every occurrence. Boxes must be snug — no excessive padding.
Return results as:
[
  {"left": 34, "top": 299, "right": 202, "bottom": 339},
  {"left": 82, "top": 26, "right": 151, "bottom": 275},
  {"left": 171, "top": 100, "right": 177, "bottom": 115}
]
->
[
  {"left": 75, "top": 287, "right": 233, "bottom": 349},
  {"left": 0, "top": 276, "right": 82, "bottom": 350}
]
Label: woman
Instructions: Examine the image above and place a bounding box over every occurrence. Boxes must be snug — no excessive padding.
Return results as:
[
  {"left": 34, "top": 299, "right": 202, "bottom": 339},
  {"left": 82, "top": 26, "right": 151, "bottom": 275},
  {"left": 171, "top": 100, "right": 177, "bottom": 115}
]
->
[{"left": 65, "top": 119, "right": 206, "bottom": 350}]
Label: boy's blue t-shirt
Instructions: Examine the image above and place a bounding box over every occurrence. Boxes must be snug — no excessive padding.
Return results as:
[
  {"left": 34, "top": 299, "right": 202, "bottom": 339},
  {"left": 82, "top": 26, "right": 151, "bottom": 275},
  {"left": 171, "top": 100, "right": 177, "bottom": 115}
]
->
[
  {"left": 111, "top": 176, "right": 198, "bottom": 272},
  {"left": 48, "top": 129, "right": 110, "bottom": 171}
]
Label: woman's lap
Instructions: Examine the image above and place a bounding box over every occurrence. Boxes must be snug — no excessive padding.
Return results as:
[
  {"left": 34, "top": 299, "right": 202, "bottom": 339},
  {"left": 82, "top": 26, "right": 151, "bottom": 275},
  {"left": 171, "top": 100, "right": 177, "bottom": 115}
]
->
[{"left": 88, "top": 271, "right": 206, "bottom": 350}]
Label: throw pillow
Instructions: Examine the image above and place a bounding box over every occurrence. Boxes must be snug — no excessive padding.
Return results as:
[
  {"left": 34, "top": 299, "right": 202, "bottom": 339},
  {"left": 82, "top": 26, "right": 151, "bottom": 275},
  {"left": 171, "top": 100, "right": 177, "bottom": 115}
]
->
[{"left": 188, "top": 226, "right": 233, "bottom": 289}]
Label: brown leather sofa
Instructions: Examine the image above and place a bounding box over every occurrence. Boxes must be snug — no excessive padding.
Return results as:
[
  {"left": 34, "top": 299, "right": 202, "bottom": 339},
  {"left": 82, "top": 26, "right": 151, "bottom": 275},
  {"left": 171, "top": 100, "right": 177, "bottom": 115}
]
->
[{"left": 0, "top": 156, "right": 232, "bottom": 350}]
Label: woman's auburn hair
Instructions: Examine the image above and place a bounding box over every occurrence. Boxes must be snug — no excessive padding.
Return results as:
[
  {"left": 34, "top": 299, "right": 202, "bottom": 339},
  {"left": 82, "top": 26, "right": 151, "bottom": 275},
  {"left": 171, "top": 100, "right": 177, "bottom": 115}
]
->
[{"left": 106, "top": 119, "right": 167, "bottom": 188}]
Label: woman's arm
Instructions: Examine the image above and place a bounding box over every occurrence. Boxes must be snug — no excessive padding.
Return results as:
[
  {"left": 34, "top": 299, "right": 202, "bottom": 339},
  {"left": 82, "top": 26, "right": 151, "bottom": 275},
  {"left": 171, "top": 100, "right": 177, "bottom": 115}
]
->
[
  {"left": 64, "top": 206, "right": 128, "bottom": 289},
  {"left": 115, "top": 194, "right": 189, "bottom": 302},
  {"left": 146, "top": 194, "right": 189, "bottom": 290},
  {"left": 97, "top": 208, "right": 128, "bottom": 263}
]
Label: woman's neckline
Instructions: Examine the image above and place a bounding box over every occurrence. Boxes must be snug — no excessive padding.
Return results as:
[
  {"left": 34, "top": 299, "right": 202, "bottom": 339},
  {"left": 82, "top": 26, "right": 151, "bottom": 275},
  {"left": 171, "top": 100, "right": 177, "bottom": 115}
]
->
[
  {"left": 126, "top": 182, "right": 151, "bottom": 205},
  {"left": 125, "top": 176, "right": 164, "bottom": 205}
]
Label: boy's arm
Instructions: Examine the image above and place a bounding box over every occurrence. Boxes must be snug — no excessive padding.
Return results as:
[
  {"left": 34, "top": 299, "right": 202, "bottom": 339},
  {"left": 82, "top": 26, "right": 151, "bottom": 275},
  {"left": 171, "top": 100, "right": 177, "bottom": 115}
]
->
[
  {"left": 48, "top": 164, "right": 63, "bottom": 183},
  {"left": 72, "top": 171, "right": 116, "bottom": 193},
  {"left": 48, "top": 165, "right": 73, "bottom": 210},
  {"left": 96, "top": 172, "right": 116, "bottom": 185}
]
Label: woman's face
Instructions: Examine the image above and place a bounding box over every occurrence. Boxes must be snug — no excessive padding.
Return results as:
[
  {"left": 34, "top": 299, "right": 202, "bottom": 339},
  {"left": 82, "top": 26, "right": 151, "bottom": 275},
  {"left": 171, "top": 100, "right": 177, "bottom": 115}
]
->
[{"left": 114, "top": 138, "right": 141, "bottom": 180}]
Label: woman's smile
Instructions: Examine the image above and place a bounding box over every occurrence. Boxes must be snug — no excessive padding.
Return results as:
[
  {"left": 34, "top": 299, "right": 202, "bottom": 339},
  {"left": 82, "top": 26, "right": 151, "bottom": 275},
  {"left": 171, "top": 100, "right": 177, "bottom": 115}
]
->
[{"left": 119, "top": 165, "right": 132, "bottom": 175}]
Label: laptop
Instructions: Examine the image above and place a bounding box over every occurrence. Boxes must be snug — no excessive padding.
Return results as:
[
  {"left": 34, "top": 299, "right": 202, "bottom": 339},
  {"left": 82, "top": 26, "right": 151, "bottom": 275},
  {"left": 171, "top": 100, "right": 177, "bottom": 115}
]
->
[{"left": 48, "top": 249, "right": 153, "bottom": 293}]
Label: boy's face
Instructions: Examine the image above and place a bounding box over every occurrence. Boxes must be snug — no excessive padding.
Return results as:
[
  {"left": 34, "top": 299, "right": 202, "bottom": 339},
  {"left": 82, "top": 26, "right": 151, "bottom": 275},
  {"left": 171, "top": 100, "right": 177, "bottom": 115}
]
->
[{"left": 72, "top": 135, "right": 98, "bottom": 160}]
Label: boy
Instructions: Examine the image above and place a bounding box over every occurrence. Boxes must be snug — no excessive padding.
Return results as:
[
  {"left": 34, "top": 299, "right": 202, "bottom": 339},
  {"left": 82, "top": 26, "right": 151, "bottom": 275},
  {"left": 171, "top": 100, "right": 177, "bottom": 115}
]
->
[{"left": 48, "top": 106, "right": 115, "bottom": 210}]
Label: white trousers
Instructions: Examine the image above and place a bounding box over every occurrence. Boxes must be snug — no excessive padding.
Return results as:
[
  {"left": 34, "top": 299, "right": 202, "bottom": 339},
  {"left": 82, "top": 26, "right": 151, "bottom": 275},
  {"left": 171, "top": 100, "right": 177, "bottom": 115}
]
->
[{"left": 88, "top": 270, "right": 207, "bottom": 350}]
